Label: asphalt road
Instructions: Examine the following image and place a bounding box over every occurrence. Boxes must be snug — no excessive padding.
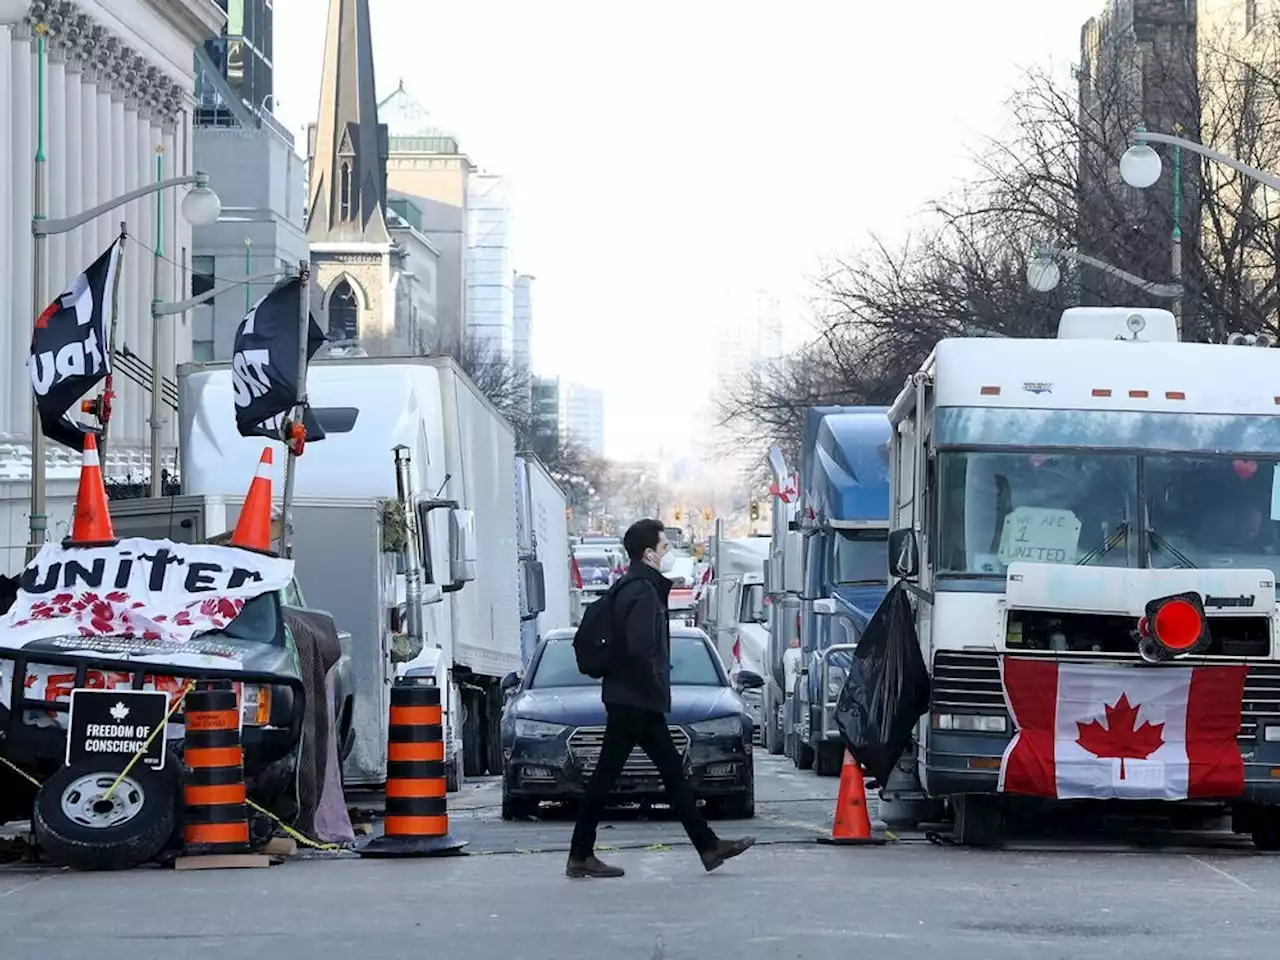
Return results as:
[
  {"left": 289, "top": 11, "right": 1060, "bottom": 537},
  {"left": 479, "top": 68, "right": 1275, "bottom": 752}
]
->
[{"left": 2, "top": 754, "right": 1279, "bottom": 959}]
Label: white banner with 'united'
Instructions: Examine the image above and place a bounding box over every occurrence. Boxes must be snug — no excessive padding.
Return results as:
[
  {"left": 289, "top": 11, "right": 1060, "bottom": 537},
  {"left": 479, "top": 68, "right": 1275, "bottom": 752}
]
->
[
  {"left": 998, "top": 658, "right": 1247, "bottom": 801},
  {"left": 0, "top": 538, "right": 294, "bottom": 653}
]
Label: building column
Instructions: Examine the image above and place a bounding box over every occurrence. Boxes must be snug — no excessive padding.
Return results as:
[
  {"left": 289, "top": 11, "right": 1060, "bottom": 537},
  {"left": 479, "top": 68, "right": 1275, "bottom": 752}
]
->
[
  {"left": 62, "top": 47, "right": 83, "bottom": 280},
  {"left": 9, "top": 26, "right": 33, "bottom": 444},
  {"left": 111, "top": 86, "right": 132, "bottom": 446},
  {"left": 160, "top": 121, "right": 177, "bottom": 457},
  {"left": 45, "top": 47, "right": 66, "bottom": 299},
  {"left": 134, "top": 104, "right": 154, "bottom": 452},
  {"left": 78, "top": 60, "right": 99, "bottom": 293},
  {"left": 0, "top": 25, "right": 13, "bottom": 439}
]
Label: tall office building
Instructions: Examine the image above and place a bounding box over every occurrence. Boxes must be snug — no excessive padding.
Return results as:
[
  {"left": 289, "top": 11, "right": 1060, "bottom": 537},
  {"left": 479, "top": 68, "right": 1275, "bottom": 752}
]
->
[
  {"left": 195, "top": 0, "right": 276, "bottom": 128},
  {"left": 513, "top": 274, "right": 534, "bottom": 376},
  {"left": 531, "top": 375, "right": 560, "bottom": 446},
  {"left": 467, "top": 171, "right": 515, "bottom": 359},
  {"left": 562, "top": 383, "right": 606, "bottom": 457}
]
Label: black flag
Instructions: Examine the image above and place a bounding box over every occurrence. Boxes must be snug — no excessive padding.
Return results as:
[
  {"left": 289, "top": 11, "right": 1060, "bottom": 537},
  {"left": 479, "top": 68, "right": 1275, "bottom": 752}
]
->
[
  {"left": 28, "top": 240, "right": 122, "bottom": 450},
  {"left": 231, "top": 277, "right": 328, "bottom": 441}
]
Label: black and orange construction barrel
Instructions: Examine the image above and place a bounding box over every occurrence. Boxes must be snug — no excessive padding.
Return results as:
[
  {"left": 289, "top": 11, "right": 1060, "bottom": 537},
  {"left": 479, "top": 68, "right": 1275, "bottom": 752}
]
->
[
  {"left": 182, "top": 681, "right": 251, "bottom": 856},
  {"left": 360, "top": 679, "right": 467, "bottom": 857}
]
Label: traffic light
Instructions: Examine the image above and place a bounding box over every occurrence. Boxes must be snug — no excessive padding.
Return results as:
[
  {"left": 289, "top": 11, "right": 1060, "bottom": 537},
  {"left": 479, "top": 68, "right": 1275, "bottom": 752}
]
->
[
  {"left": 674, "top": 507, "right": 683, "bottom": 522},
  {"left": 749, "top": 501, "right": 760, "bottom": 521},
  {"left": 702, "top": 507, "right": 713, "bottom": 523},
  {"left": 566, "top": 506, "right": 574, "bottom": 522}
]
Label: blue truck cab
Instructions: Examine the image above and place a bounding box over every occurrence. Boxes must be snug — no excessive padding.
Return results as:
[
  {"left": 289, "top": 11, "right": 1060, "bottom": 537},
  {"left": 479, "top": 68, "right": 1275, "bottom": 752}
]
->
[{"left": 783, "top": 406, "right": 892, "bottom": 777}]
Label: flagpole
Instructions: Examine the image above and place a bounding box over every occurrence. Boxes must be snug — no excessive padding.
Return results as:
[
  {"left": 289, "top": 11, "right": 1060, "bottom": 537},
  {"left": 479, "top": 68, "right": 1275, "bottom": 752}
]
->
[
  {"left": 97, "top": 224, "right": 128, "bottom": 458},
  {"left": 280, "top": 260, "right": 310, "bottom": 558},
  {"left": 27, "top": 21, "right": 49, "bottom": 564}
]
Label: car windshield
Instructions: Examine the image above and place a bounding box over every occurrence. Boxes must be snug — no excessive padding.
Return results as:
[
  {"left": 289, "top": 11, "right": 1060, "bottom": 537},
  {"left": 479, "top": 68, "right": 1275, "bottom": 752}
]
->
[
  {"left": 575, "top": 553, "right": 613, "bottom": 576},
  {"left": 1144, "top": 454, "right": 1280, "bottom": 577},
  {"left": 529, "top": 635, "right": 724, "bottom": 688},
  {"left": 936, "top": 451, "right": 1139, "bottom": 575},
  {"left": 212, "top": 592, "right": 280, "bottom": 644},
  {"left": 831, "top": 530, "right": 889, "bottom": 584}
]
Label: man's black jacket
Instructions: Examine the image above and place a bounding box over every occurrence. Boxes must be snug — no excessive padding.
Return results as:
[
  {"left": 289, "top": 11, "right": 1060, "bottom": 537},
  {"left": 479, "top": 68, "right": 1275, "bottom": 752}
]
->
[{"left": 602, "top": 561, "right": 673, "bottom": 714}]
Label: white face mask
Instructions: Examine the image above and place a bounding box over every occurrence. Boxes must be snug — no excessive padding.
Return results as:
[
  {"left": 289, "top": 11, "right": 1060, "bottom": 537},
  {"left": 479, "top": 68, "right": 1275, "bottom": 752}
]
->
[{"left": 657, "top": 551, "right": 676, "bottom": 574}]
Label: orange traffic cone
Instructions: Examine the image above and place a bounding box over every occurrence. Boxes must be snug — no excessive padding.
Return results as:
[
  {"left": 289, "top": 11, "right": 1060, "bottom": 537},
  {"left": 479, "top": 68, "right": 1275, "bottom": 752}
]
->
[
  {"left": 230, "top": 447, "right": 275, "bottom": 554},
  {"left": 63, "top": 433, "right": 117, "bottom": 548},
  {"left": 816, "top": 750, "right": 886, "bottom": 846}
]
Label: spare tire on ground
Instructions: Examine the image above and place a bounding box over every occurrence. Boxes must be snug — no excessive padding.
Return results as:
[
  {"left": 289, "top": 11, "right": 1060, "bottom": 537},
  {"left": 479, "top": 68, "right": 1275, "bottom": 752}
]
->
[{"left": 33, "top": 760, "right": 177, "bottom": 871}]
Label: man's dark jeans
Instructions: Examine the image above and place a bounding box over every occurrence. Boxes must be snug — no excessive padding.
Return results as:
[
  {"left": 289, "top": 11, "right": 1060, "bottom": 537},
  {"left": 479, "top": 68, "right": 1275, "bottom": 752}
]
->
[{"left": 569, "top": 703, "right": 719, "bottom": 860}]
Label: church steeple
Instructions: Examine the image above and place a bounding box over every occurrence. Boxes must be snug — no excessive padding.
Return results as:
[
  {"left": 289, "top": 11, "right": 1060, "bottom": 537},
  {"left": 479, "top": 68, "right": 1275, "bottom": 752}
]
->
[{"left": 306, "top": 0, "right": 390, "bottom": 244}]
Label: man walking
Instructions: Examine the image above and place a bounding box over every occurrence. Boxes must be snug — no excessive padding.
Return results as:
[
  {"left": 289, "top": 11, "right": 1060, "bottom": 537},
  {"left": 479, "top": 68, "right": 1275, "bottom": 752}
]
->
[{"left": 567, "top": 518, "right": 755, "bottom": 879}]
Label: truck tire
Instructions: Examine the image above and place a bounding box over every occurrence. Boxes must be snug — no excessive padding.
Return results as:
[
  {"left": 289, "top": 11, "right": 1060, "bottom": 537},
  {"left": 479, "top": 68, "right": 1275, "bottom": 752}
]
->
[
  {"left": 814, "top": 742, "right": 844, "bottom": 777},
  {"left": 764, "top": 691, "right": 784, "bottom": 756},
  {"left": 951, "top": 794, "right": 1004, "bottom": 848},
  {"left": 794, "top": 740, "right": 815, "bottom": 770},
  {"left": 485, "top": 684, "right": 504, "bottom": 776},
  {"left": 462, "top": 688, "right": 485, "bottom": 778},
  {"left": 34, "top": 760, "right": 177, "bottom": 871}
]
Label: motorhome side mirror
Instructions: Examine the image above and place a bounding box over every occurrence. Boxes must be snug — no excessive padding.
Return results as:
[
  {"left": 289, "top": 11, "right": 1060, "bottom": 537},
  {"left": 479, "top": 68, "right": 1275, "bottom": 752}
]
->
[
  {"left": 748, "top": 585, "right": 766, "bottom": 623},
  {"left": 524, "top": 560, "right": 547, "bottom": 616},
  {"left": 763, "top": 557, "right": 780, "bottom": 595},
  {"left": 737, "top": 669, "right": 765, "bottom": 690},
  {"left": 888, "top": 528, "right": 920, "bottom": 580},
  {"left": 813, "top": 597, "right": 838, "bottom": 616},
  {"left": 501, "top": 671, "right": 521, "bottom": 692},
  {"left": 449, "top": 508, "right": 477, "bottom": 583}
]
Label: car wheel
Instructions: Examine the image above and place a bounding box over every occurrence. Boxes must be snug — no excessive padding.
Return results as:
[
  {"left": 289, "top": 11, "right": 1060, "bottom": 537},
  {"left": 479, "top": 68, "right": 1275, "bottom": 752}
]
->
[
  {"left": 501, "top": 785, "right": 537, "bottom": 821},
  {"left": 34, "top": 760, "right": 177, "bottom": 871}
]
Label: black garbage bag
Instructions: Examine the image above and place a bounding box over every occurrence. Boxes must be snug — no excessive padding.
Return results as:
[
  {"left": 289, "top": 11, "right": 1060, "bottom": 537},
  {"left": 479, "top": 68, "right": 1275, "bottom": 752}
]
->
[{"left": 834, "top": 582, "right": 930, "bottom": 784}]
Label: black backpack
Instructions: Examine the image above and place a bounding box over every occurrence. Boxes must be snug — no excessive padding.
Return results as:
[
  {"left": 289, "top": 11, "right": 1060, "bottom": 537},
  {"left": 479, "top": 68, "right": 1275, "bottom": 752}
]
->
[{"left": 573, "top": 580, "right": 634, "bottom": 678}]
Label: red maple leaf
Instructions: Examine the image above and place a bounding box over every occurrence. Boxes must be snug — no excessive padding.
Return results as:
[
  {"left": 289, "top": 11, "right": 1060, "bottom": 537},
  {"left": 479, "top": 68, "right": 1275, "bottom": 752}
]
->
[{"left": 1076, "top": 693, "right": 1165, "bottom": 780}]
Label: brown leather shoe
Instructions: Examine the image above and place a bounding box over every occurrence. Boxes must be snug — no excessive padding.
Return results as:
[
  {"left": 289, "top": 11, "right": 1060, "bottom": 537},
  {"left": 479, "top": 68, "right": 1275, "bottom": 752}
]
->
[
  {"left": 565, "top": 855, "right": 625, "bottom": 878},
  {"left": 699, "top": 836, "right": 756, "bottom": 872}
]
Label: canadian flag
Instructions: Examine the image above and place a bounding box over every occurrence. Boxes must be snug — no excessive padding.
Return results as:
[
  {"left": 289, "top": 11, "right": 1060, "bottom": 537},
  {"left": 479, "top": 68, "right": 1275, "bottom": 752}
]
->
[{"left": 999, "top": 658, "right": 1247, "bottom": 801}]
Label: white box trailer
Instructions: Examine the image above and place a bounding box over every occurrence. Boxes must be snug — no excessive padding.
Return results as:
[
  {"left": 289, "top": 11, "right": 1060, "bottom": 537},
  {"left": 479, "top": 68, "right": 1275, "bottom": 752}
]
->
[
  {"left": 515, "top": 454, "right": 572, "bottom": 665},
  {"left": 178, "top": 354, "right": 522, "bottom": 788}
]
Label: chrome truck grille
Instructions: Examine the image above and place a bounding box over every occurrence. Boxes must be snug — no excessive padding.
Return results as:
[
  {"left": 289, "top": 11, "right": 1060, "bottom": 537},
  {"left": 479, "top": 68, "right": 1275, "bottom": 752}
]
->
[
  {"left": 932, "top": 650, "right": 1280, "bottom": 744},
  {"left": 568, "top": 725, "right": 690, "bottom": 776}
]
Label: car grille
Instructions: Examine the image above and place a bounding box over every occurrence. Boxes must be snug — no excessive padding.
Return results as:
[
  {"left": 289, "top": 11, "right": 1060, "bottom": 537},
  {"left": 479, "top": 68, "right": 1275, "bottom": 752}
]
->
[
  {"left": 568, "top": 724, "right": 690, "bottom": 777},
  {"left": 932, "top": 650, "right": 1280, "bottom": 744}
]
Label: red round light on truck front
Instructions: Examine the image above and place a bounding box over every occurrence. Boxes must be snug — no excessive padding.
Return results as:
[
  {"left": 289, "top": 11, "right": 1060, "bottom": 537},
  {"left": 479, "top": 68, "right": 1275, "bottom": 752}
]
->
[{"left": 1153, "top": 598, "right": 1203, "bottom": 650}]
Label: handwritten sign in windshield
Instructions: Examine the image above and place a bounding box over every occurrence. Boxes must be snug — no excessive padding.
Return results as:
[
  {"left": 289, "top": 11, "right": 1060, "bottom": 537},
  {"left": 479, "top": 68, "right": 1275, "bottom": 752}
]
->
[{"left": 998, "top": 507, "right": 1083, "bottom": 565}]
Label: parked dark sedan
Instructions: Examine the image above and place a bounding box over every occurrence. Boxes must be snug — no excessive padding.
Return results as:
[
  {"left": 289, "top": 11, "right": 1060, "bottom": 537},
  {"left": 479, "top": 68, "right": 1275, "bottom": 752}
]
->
[{"left": 499, "top": 626, "right": 761, "bottom": 820}]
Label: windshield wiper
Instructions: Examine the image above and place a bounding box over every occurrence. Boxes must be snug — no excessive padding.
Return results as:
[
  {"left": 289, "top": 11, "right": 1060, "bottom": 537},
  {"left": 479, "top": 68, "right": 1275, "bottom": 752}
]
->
[
  {"left": 1077, "top": 520, "right": 1130, "bottom": 566},
  {"left": 1147, "top": 527, "right": 1197, "bottom": 569}
]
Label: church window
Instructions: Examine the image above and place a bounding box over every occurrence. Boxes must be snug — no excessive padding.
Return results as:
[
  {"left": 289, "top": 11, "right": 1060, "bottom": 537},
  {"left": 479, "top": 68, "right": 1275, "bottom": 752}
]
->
[
  {"left": 340, "top": 161, "right": 352, "bottom": 220},
  {"left": 329, "top": 279, "right": 358, "bottom": 341}
]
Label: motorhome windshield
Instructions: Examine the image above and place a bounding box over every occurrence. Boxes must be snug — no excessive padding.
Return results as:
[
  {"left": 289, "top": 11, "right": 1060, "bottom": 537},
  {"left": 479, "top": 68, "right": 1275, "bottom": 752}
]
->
[
  {"left": 936, "top": 451, "right": 1139, "bottom": 576},
  {"left": 1144, "top": 454, "right": 1280, "bottom": 579},
  {"left": 831, "top": 530, "right": 889, "bottom": 585}
]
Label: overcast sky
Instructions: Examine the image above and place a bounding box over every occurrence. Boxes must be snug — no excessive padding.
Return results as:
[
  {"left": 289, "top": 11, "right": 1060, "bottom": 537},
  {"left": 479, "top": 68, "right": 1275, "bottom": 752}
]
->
[{"left": 273, "top": 0, "right": 1104, "bottom": 460}]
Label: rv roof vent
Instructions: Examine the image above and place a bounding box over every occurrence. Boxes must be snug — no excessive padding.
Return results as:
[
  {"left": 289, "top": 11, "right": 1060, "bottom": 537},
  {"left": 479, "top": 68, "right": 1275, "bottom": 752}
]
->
[{"left": 1057, "top": 307, "right": 1178, "bottom": 342}]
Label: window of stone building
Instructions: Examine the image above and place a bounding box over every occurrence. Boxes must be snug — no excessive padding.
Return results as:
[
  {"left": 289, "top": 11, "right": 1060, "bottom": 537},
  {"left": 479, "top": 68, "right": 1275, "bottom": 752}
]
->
[
  {"left": 340, "top": 161, "right": 353, "bottom": 220},
  {"left": 329, "top": 280, "right": 359, "bottom": 341}
]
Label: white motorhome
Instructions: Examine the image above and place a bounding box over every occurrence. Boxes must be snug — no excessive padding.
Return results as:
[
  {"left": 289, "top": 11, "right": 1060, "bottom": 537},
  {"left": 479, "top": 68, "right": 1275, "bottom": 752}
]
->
[
  {"left": 703, "top": 534, "right": 772, "bottom": 736},
  {"left": 885, "top": 308, "right": 1280, "bottom": 847},
  {"left": 179, "top": 355, "right": 522, "bottom": 791}
]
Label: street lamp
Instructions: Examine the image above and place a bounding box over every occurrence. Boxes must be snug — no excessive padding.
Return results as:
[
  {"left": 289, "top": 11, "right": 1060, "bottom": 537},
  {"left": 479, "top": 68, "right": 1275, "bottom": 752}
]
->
[
  {"left": 1119, "top": 143, "right": 1164, "bottom": 190},
  {"left": 1026, "top": 245, "right": 1182, "bottom": 300},
  {"left": 26, "top": 22, "right": 223, "bottom": 559}
]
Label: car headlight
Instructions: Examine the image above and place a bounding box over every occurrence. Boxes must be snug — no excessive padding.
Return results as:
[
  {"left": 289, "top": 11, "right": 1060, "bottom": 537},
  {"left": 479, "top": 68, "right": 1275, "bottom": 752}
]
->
[
  {"left": 241, "top": 684, "right": 271, "bottom": 726},
  {"left": 826, "top": 667, "right": 847, "bottom": 700},
  {"left": 690, "top": 716, "right": 743, "bottom": 738},
  {"left": 514, "top": 718, "right": 569, "bottom": 740}
]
